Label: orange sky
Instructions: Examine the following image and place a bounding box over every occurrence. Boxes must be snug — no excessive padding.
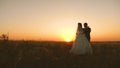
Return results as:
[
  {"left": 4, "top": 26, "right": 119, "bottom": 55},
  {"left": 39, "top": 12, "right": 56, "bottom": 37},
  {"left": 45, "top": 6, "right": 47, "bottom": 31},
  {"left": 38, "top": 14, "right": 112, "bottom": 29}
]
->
[{"left": 0, "top": 0, "right": 120, "bottom": 41}]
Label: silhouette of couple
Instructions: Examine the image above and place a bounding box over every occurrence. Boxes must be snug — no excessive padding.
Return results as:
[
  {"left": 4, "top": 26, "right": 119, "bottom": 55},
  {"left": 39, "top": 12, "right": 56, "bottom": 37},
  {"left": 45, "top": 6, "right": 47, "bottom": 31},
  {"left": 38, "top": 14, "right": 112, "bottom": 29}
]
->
[{"left": 70, "top": 23, "right": 92, "bottom": 55}]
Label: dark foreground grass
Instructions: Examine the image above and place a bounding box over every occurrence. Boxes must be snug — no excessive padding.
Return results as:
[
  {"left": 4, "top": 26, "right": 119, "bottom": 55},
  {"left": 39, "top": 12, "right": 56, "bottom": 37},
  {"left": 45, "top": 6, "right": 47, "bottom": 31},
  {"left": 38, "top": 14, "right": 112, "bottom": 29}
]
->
[{"left": 0, "top": 41, "right": 120, "bottom": 68}]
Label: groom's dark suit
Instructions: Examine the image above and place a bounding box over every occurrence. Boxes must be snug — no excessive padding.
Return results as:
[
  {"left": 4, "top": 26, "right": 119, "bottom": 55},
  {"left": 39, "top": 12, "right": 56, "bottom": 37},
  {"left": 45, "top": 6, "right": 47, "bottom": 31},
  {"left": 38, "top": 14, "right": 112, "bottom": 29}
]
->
[{"left": 84, "top": 27, "right": 91, "bottom": 42}]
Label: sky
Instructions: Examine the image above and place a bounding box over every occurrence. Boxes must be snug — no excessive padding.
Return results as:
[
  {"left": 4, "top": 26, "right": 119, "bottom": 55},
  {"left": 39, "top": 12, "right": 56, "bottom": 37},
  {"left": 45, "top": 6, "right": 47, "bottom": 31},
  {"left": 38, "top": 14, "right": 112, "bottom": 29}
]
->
[{"left": 0, "top": 0, "right": 120, "bottom": 41}]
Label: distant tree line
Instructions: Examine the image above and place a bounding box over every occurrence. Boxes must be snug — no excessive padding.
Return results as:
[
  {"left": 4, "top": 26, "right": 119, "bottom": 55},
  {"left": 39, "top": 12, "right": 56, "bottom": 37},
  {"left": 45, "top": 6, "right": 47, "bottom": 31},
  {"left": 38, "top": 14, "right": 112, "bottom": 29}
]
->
[{"left": 0, "top": 34, "right": 9, "bottom": 42}]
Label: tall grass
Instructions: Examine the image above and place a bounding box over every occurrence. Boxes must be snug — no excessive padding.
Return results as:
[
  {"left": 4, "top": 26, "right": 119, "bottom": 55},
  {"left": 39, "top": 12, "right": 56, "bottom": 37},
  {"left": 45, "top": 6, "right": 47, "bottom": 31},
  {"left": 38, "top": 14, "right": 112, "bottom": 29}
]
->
[{"left": 0, "top": 41, "right": 120, "bottom": 68}]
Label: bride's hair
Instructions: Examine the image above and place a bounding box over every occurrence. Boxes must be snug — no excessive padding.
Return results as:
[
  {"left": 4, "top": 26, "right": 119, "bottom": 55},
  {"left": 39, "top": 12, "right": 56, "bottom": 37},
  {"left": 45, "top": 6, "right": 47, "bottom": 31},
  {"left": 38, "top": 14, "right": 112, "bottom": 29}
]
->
[
  {"left": 76, "top": 23, "right": 82, "bottom": 35},
  {"left": 78, "top": 23, "right": 82, "bottom": 28}
]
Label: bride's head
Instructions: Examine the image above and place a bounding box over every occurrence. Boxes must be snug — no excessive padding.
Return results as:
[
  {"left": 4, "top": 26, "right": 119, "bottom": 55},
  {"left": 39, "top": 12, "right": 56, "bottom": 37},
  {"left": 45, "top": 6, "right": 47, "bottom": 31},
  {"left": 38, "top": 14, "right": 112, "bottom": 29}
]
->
[{"left": 78, "top": 23, "right": 82, "bottom": 28}]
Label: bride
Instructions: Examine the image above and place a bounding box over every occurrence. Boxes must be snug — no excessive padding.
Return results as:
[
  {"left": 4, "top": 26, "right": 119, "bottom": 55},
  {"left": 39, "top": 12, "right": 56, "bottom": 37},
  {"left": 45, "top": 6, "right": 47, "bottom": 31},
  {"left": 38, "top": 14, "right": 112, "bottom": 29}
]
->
[{"left": 70, "top": 23, "right": 92, "bottom": 55}]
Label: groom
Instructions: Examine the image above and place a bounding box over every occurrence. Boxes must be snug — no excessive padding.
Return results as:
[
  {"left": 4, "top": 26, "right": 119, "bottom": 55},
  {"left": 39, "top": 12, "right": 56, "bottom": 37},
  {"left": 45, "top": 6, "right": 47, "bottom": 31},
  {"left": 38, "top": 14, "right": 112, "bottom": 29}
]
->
[{"left": 83, "top": 23, "right": 91, "bottom": 42}]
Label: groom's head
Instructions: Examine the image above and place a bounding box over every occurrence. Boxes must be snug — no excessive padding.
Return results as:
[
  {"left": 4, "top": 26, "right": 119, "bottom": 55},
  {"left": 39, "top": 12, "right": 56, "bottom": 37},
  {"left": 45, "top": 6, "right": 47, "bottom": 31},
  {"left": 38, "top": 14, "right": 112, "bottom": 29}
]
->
[{"left": 84, "top": 23, "right": 88, "bottom": 27}]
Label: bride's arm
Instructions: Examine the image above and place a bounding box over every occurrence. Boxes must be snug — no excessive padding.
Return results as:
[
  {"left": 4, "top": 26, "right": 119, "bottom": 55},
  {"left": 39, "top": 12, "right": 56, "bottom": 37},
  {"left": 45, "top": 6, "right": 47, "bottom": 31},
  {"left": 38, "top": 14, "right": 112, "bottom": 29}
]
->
[{"left": 76, "top": 28, "right": 79, "bottom": 35}]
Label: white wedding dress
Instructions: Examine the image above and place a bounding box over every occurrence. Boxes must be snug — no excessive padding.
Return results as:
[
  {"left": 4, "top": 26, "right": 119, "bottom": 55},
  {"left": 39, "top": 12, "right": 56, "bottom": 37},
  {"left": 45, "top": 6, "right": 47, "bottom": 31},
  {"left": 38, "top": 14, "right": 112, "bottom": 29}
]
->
[{"left": 70, "top": 28, "right": 92, "bottom": 55}]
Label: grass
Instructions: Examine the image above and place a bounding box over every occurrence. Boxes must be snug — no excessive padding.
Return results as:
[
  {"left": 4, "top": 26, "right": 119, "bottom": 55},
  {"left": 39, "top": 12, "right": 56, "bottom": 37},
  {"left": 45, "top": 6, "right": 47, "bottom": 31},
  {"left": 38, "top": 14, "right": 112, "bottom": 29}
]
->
[{"left": 0, "top": 41, "right": 120, "bottom": 68}]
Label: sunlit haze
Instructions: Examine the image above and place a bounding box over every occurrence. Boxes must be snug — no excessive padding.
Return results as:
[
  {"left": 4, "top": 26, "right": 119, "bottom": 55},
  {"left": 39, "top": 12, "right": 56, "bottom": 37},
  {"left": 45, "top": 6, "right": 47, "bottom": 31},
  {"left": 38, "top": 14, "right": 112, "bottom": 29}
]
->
[{"left": 0, "top": 0, "right": 120, "bottom": 41}]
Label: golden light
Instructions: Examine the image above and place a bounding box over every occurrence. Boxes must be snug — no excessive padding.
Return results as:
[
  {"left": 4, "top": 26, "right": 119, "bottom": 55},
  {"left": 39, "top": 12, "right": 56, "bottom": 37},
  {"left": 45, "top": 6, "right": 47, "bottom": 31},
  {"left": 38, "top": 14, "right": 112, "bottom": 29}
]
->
[
  {"left": 60, "top": 30, "right": 75, "bottom": 42},
  {"left": 65, "top": 38, "right": 72, "bottom": 42}
]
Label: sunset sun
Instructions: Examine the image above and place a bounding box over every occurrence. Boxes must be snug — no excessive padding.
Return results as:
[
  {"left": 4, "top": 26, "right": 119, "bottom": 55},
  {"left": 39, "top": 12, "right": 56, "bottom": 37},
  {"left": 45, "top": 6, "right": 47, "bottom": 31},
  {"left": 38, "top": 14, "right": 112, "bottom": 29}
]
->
[
  {"left": 65, "top": 38, "right": 72, "bottom": 42},
  {"left": 61, "top": 30, "right": 75, "bottom": 42}
]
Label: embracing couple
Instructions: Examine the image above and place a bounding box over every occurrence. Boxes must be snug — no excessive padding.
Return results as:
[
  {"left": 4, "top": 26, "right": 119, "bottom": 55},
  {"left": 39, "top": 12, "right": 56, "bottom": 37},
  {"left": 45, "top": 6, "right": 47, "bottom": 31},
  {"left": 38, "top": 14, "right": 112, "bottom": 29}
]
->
[{"left": 70, "top": 23, "right": 92, "bottom": 55}]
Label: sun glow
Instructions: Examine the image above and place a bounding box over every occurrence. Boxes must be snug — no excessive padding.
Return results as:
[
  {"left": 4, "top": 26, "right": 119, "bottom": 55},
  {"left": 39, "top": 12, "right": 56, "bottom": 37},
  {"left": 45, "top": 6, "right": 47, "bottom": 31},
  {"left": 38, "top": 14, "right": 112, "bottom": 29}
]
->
[
  {"left": 61, "top": 30, "right": 75, "bottom": 42},
  {"left": 65, "top": 38, "right": 72, "bottom": 42}
]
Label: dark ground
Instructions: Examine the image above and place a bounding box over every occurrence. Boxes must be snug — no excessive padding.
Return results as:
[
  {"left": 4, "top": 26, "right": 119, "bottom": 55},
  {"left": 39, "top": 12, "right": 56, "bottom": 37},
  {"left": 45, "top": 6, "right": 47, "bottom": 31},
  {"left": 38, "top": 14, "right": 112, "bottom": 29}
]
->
[{"left": 0, "top": 41, "right": 120, "bottom": 68}]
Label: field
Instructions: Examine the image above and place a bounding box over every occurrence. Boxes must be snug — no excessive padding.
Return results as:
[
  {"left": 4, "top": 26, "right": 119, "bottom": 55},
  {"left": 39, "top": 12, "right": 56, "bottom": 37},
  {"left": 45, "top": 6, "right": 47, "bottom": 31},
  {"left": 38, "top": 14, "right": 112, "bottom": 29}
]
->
[{"left": 0, "top": 41, "right": 120, "bottom": 68}]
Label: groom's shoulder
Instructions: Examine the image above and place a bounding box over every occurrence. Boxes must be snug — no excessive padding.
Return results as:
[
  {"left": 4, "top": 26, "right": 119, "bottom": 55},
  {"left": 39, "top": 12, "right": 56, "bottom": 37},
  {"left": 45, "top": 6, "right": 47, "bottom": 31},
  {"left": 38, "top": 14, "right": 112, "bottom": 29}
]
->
[
  {"left": 86, "top": 27, "right": 91, "bottom": 29},
  {"left": 88, "top": 27, "right": 91, "bottom": 32},
  {"left": 86, "top": 27, "right": 91, "bottom": 31},
  {"left": 88, "top": 26, "right": 91, "bottom": 29}
]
